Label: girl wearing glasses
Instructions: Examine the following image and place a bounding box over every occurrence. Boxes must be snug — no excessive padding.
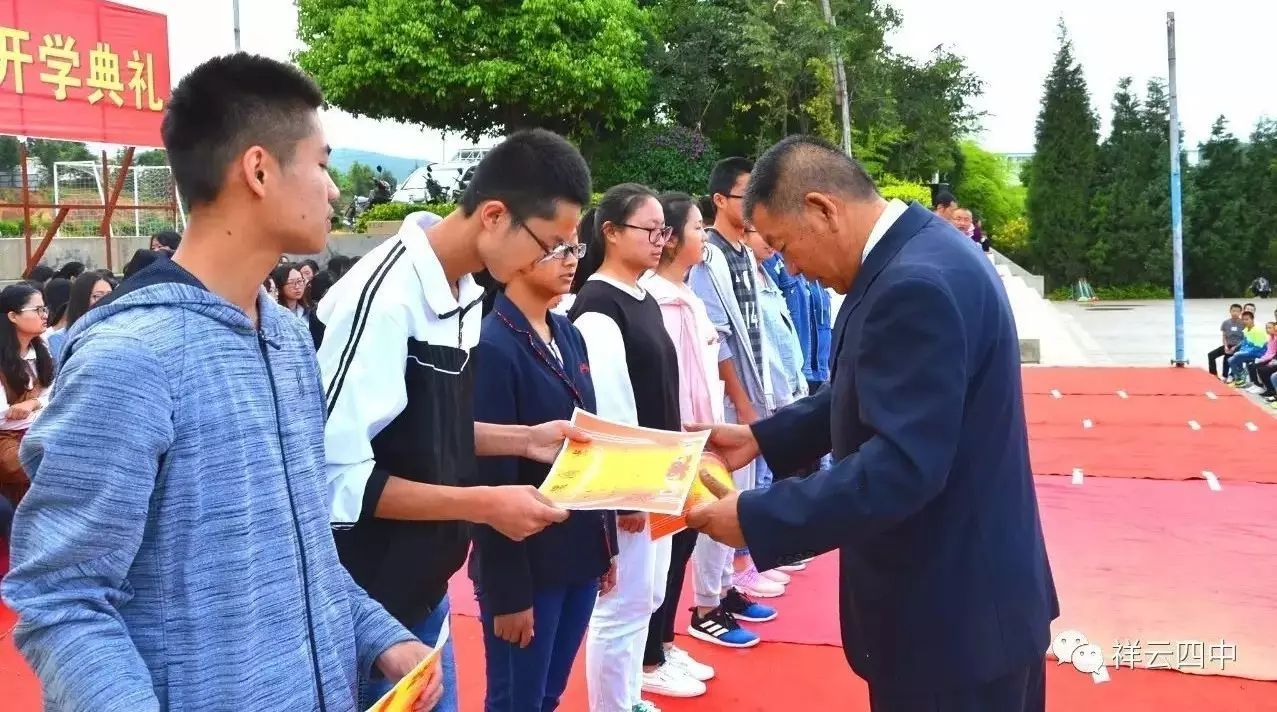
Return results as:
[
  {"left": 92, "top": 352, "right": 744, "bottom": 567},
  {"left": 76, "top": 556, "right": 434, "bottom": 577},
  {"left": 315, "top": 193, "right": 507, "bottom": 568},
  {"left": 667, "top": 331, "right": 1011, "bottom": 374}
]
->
[
  {"left": 0, "top": 284, "right": 54, "bottom": 506},
  {"left": 569, "top": 184, "right": 699, "bottom": 709},
  {"left": 270, "top": 263, "right": 308, "bottom": 320},
  {"left": 470, "top": 222, "right": 617, "bottom": 711},
  {"left": 636, "top": 192, "right": 761, "bottom": 688}
]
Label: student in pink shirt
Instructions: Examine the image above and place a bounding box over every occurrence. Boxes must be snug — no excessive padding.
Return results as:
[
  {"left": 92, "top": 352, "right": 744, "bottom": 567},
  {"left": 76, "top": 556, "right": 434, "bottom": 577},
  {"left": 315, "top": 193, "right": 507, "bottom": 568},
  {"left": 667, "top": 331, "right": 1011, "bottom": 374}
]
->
[{"left": 641, "top": 193, "right": 766, "bottom": 675}]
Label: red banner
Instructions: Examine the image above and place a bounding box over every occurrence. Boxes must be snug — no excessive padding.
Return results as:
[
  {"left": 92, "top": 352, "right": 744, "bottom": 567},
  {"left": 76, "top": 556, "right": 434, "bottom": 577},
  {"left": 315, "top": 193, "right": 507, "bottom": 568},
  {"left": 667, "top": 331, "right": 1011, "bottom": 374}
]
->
[{"left": 0, "top": 0, "right": 170, "bottom": 146}]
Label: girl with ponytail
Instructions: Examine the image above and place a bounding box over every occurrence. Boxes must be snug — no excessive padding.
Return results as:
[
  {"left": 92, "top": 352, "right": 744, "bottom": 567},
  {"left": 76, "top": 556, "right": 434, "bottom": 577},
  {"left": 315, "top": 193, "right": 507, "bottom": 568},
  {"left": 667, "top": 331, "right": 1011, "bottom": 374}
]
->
[{"left": 570, "top": 185, "right": 706, "bottom": 706}]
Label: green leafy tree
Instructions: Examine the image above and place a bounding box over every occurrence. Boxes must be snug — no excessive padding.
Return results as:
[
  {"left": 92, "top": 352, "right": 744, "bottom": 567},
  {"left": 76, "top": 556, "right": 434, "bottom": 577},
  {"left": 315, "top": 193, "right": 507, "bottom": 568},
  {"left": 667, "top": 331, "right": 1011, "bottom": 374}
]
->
[
  {"left": 25, "top": 139, "right": 93, "bottom": 178},
  {"left": 950, "top": 140, "right": 1021, "bottom": 236},
  {"left": 643, "top": 0, "right": 979, "bottom": 178},
  {"left": 1241, "top": 119, "right": 1277, "bottom": 281},
  {"left": 1185, "top": 118, "right": 1250, "bottom": 296},
  {"left": 133, "top": 150, "right": 169, "bottom": 166},
  {"left": 346, "top": 162, "right": 376, "bottom": 197},
  {"left": 591, "top": 124, "right": 719, "bottom": 194},
  {"left": 0, "top": 136, "right": 19, "bottom": 171},
  {"left": 1087, "top": 77, "right": 1171, "bottom": 286},
  {"left": 883, "top": 49, "right": 985, "bottom": 181},
  {"left": 295, "top": 0, "right": 651, "bottom": 139},
  {"left": 1026, "top": 21, "right": 1099, "bottom": 287}
]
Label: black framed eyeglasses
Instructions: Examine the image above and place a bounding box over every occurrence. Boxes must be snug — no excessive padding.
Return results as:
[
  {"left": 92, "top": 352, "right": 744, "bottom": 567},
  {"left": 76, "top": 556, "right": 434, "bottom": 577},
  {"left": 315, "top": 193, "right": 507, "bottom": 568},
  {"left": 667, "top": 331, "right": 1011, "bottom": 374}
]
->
[
  {"left": 620, "top": 223, "right": 674, "bottom": 245},
  {"left": 538, "top": 242, "right": 588, "bottom": 263},
  {"left": 522, "top": 222, "right": 586, "bottom": 263}
]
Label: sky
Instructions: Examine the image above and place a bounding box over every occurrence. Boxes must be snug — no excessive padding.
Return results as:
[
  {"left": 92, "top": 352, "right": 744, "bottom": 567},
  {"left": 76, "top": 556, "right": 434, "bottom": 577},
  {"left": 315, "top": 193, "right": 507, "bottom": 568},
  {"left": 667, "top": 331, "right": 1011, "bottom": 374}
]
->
[{"left": 114, "top": 0, "right": 1274, "bottom": 159}]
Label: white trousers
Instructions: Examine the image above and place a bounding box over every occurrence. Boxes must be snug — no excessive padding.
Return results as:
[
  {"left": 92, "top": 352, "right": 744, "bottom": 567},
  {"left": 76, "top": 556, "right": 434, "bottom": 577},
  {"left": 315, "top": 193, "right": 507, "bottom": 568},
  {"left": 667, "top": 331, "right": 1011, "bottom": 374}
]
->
[{"left": 586, "top": 522, "right": 673, "bottom": 712}]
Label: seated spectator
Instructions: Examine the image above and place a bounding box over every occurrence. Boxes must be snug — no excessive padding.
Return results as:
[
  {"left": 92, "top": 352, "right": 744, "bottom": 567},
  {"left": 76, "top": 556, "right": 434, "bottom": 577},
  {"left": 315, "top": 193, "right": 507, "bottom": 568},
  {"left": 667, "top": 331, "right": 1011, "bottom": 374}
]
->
[
  {"left": 298, "top": 259, "right": 321, "bottom": 287},
  {"left": 0, "top": 283, "right": 55, "bottom": 506},
  {"left": 150, "top": 230, "right": 182, "bottom": 252},
  {"left": 123, "top": 249, "right": 161, "bottom": 280},
  {"left": 1208, "top": 303, "right": 1245, "bottom": 380},
  {"left": 53, "top": 262, "right": 86, "bottom": 281},
  {"left": 63, "top": 271, "right": 115, "bottom": 335},
  {"left": 326, "top": 254, "right": 354, "bottom": 278},
  {"left": 27, "top": 265, "right": 55, "bottom": 286},
  {"left": 41, "top": 278, "right": 73, "bottom": 367},
  {"left": 1227, "top": 311, "right": 1267, "bottom": 386},
  {"left": 1251, "top": 276, "right": 1272, "bottom": 299},
  {"left": 1252, "top": 322, "right": 1277, "bottom": 401},
  {"left": 304, "top": 270, "right": 337, "bottom": 349}
]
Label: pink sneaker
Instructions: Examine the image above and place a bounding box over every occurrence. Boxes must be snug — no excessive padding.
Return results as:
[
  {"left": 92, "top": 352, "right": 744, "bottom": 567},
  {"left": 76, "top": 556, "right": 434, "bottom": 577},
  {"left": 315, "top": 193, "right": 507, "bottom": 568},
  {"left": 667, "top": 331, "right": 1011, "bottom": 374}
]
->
[
  {"left": 760, "top": 568, "right": 791, "bottom": 584},
  {"left": 733, "top": 565, "right": 785, "bottom": 598}
]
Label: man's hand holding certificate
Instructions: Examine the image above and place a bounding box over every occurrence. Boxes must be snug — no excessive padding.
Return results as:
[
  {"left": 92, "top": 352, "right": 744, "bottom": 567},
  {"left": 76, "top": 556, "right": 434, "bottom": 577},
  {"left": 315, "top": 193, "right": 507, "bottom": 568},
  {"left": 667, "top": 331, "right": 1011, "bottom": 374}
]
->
[{"left": 538, "top": 409, "right": 711, "bottom": 515}]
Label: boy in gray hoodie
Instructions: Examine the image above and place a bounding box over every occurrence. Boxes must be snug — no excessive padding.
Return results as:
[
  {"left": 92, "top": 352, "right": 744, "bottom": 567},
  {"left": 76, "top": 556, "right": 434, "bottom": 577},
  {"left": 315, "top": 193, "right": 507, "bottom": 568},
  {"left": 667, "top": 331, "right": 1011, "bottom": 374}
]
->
[{"left": 2, "top": 54, "right": 439, "bottom": 711}]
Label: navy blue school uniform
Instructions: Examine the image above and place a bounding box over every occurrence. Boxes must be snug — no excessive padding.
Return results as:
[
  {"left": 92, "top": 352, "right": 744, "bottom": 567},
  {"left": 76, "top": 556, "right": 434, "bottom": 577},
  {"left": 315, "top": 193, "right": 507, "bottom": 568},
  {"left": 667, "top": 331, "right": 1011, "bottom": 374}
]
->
[{"left": 469, "top": 291, "right": 618, "bottom": 712}]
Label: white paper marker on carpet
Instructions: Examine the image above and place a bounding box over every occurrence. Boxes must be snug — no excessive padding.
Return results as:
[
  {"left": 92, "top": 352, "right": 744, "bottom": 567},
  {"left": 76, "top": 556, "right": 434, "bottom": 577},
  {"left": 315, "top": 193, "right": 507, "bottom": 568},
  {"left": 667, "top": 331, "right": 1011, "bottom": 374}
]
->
[
  {"left": 1188, "top": 420, "right": 1201, "bottom": 431},
  {"left": 1116, "top": 390, "right": 1128, "bottom": 399},
  {"left": 1051, "top": 389, "right": 1062, "bottom": 399},
  {"left": 1205, "top": 391, "right": 1218, "bottom": 400},
  {"left": 1246, "top": 422, "right": 1259, "bottom": 432},
  {"left": 1072, "top": 468, "right": 1084, "bottom": 485},
  {"left": 1202, "top": 471, "right": 1221, "bottom": 491},
  {"left": 1082, "top": 419, "right": 1093, "bottom": 429}
]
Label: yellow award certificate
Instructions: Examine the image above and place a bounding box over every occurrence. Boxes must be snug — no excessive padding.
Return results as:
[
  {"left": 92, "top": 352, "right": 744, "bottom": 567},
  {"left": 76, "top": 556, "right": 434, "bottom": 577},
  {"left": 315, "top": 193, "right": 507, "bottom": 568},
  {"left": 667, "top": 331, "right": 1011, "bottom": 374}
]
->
[{"left": 538, "top": 409, "right": 710, "bottom": 515}]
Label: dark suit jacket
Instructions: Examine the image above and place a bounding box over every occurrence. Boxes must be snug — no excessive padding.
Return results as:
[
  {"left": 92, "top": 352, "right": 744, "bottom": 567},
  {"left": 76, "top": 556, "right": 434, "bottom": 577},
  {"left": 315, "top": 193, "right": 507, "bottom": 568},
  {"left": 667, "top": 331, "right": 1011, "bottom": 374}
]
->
[
  {"left": 468, "top": 292, "right": 618, "bottom": 616},
  {"left": 741, "top": 202, "right": 1058, "bottom": 696}
]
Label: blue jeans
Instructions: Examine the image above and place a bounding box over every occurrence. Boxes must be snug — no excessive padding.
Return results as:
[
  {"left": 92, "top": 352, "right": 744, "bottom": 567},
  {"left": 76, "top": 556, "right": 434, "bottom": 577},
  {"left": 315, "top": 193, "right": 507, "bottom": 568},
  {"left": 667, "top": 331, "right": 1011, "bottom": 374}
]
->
[
  {"left": 360, "top": 595, "right": 458, "bottom": 712},
  {"left": 479, "top": 581, "right": 599, "bottom": 712}
]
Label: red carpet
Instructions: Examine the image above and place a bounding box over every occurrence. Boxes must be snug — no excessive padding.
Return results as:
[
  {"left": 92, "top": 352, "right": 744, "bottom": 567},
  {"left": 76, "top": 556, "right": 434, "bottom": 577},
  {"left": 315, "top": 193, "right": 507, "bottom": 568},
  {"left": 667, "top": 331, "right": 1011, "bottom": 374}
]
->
[
  {"left": 1022, "top": 366, "right": 1243, "bottom": 397},
  {"left": 1036, "top": 476, "right": 1277, "bottom": 681},
  {"left": 440, "top": 616, "right": 1277, "bottom": 712},
  {"left": 4, "top": 366, "right": 1277, "bottom": 709},
  {"left": 1024, "top": 392, "right": 1266, "bottom": 428},
  {"left": 1029, "top": 423, "right": 1271, "bottom": 481},
  {"left": 450, "top": 554, "right": 844, "bottom": 647}
]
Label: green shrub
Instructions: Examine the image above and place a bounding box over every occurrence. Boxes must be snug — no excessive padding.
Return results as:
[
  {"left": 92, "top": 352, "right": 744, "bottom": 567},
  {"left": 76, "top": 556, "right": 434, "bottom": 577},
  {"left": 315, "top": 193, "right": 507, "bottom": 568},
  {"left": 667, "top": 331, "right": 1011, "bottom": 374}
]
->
[
  {"left": 877, "top": 177, "right": 932, "bottom": 205},
  {"left": 356, "top": 201, "right": 457, "bottom": 233},
  {"left": 1093, "top": 283, "right": 1172, "bottom": 300},
  {"left": 0, "top": 218, "right": 21, "bottom": 237},
  {"left": 994, "top": 216, "right": 1032, "bottom": 266},
  {"left": 591, "top": 124, "right": 719, "bottom": 195},
  {"left": 1046, "top": 282, "right": 1172, "bottom": 301}
]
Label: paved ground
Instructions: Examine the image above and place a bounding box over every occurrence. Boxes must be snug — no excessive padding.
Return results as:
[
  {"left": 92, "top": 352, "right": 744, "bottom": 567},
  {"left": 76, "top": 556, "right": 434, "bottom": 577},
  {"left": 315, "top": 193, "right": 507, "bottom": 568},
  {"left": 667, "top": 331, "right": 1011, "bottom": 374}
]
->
[{"left": 1044, "top": 299, "right": 1277, "bottom": 368}]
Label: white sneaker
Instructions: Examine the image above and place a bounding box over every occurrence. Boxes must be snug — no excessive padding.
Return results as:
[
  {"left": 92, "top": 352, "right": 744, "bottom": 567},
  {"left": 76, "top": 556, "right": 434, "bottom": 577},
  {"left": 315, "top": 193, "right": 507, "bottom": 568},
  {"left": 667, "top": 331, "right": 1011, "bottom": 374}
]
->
[
  {"left": 760, "top": 568, "right": 791, "bottom": 584},
  {"left": 777, "top": 561, "right": 808, "bottom": 572},
  {"left": 733, "top": 566, "right": 785, "bottom": 598},
  {"left": 632, "top": 702, "right": 662, "bottom": 712},
  {"left": 666, "top": 644, "right": 715, "bottom": 681},
  {"left": 642, "top": 663, "right": 707, "bottom": 698}
]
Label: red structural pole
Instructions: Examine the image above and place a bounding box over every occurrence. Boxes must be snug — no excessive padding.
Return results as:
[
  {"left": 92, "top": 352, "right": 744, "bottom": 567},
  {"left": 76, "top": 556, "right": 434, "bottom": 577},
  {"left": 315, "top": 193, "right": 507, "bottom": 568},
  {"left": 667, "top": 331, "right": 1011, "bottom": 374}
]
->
[{"left": 99, "top": 148, "right": 135, "bottom": 272}]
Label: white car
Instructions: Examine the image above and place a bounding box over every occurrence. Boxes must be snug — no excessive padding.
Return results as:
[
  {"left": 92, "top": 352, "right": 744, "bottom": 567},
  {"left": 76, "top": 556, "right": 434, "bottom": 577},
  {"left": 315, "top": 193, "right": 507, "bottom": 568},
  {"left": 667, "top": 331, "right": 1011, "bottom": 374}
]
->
[{"left": 392, "top": 146, "right": 492, "bottom": 203}]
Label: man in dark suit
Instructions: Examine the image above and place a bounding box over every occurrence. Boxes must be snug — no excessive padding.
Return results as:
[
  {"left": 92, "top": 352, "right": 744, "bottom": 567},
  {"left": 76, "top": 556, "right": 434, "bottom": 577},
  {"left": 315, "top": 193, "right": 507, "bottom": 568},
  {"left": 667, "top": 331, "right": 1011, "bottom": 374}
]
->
[{"left": 687, "top": 135, "right": 1058, "bottom": 711}]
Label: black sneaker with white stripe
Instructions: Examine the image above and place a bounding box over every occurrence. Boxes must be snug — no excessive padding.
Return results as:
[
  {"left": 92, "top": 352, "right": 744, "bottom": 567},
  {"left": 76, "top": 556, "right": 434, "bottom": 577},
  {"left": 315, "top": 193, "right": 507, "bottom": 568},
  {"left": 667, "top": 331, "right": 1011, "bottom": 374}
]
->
[{"left": 687, "top": 607, "right": 760, "bottom": 648}]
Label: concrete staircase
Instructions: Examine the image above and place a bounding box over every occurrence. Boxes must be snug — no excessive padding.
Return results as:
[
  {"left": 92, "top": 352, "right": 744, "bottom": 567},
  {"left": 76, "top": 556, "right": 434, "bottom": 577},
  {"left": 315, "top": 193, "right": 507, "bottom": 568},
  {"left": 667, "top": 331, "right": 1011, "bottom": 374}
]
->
[{"left": 993, "top": 258, "right": 1044, "bottom": 364}]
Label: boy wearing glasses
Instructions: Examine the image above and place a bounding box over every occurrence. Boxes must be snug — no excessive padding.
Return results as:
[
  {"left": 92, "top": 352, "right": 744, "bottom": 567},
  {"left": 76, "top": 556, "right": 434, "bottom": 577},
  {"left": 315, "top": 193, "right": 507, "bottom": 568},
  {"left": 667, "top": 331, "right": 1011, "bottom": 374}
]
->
[{"left": 316, "top": 129, "right": 595, "bottom": 709}]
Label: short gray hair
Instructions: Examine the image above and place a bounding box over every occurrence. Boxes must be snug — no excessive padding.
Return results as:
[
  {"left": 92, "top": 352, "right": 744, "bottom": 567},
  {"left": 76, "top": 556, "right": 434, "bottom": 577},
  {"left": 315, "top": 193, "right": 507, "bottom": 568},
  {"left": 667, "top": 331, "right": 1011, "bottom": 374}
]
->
[{"left": 743, "top": 135, "right": 879, "bottom": 220}]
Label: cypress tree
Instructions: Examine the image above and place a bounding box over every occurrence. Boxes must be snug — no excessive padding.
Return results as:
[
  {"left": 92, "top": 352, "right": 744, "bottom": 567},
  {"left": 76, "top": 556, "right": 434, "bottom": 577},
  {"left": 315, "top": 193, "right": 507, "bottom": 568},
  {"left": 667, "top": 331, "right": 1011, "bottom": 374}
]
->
[
  {"left": 1088, "top": 78, "right": 1172, "bottom": 286},
  {"left": 1027, "top": 21, "right": 1099, "bottom": 288},
  {"left": 1242, "top": 119, "right": 1277, "bottom": 282},
  {"left": 1186, "top": 117, "right": 1250, "bottom": 296}
]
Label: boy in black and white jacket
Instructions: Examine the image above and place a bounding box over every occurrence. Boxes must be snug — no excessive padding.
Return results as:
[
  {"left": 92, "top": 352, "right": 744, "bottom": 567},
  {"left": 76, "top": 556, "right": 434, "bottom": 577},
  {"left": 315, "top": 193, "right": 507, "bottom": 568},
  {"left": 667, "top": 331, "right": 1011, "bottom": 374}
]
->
[{"left": 317, "top": 130, "right": 595, "bottom": 709}]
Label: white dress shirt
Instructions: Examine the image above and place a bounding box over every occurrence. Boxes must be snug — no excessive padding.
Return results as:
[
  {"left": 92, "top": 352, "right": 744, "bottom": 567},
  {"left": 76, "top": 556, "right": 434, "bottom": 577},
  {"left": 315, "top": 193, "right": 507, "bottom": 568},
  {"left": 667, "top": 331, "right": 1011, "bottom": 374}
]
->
[{"left": 861, "top": 199, "right": 909, "bottom": 264}]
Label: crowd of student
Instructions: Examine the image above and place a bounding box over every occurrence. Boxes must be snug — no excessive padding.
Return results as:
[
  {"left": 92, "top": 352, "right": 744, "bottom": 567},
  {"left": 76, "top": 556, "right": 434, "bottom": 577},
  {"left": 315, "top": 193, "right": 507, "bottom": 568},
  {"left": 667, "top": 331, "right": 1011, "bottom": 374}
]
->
[
  {"left": 1208, "top": 301, "right": 1277, "bottom": 406},
  {"left": 0, "top": 53, "right": 1003, "bottom": 712}
]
